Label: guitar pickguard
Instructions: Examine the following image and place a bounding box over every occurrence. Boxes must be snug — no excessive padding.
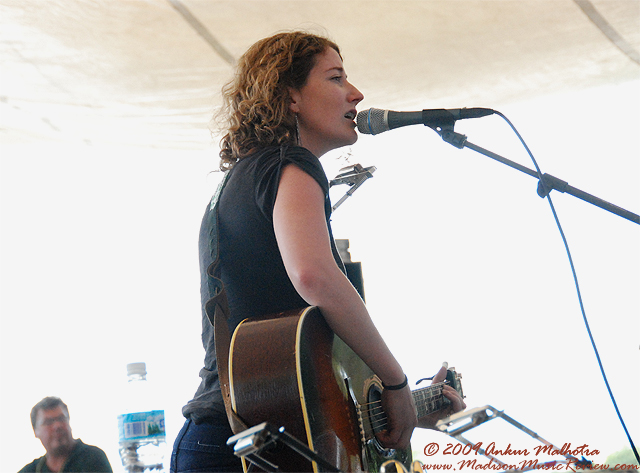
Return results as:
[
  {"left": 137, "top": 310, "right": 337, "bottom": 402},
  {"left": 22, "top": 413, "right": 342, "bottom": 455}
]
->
[{"left": 332, "top": 337, "right": 412, "bottom": 473}]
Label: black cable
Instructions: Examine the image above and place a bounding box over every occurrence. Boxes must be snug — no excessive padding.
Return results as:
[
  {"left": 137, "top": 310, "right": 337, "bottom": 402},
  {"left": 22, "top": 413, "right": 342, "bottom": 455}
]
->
[{"left": 492, "top": 110, "right": 639, "bottom": 465}]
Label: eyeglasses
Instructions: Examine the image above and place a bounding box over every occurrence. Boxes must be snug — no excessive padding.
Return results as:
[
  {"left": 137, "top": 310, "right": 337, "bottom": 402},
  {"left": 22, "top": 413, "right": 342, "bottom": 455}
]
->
[{"left": 39, "top": 415, "right": 69, "bottom": 428}]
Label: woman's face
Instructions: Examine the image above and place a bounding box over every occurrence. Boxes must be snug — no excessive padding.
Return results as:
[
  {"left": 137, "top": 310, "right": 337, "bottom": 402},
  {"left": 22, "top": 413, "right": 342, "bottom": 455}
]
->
[{"left": 289, "top": 48, "right": 364, "bottom": 157}]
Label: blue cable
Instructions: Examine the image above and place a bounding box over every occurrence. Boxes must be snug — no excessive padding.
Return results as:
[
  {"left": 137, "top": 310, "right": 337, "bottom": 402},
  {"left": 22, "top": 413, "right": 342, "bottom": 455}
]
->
[{"left": 492, "top": 110, "right": 639, "bottom": 464}]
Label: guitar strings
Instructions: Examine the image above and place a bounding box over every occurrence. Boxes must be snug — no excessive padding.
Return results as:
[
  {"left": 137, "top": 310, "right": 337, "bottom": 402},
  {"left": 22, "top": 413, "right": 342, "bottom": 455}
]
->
[
  {"left": 359, "top": 381, "right": 448, "bottom": 413},
  {"left": 361, "top": 382, "right": 448, "bottom": 431}
]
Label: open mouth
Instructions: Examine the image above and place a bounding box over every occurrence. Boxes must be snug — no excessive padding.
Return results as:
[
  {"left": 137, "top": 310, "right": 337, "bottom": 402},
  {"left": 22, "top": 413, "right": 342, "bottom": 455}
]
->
[{"left": 344, "top": 111, "right": 356, "bottom": 120}]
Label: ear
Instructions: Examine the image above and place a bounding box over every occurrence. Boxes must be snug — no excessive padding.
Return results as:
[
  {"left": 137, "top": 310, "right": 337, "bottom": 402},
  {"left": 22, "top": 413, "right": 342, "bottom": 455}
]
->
[{"left": 288, "top": 87, "right": 301, "bottom": 114}]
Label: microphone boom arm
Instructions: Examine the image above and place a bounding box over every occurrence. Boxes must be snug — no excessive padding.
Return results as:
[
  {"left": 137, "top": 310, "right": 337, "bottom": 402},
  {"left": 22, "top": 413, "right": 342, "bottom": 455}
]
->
[{"left": 437, "top": 129, "right": 639, "bottom": 225}]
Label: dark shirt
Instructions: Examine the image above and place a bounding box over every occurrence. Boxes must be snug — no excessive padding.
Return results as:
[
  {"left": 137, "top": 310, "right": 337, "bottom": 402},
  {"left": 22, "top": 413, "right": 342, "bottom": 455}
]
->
[
  {"left": 182, "top": 145, "right": 344, "bottom": 423},
  {"left": 18, "top": 439, "right": 112, "bottom": 473}
]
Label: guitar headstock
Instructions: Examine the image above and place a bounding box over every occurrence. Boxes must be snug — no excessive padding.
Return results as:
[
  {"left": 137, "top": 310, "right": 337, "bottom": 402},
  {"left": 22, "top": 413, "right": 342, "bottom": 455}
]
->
[{"left": 445, "top": 367, "right": 464, "bottom": 400}]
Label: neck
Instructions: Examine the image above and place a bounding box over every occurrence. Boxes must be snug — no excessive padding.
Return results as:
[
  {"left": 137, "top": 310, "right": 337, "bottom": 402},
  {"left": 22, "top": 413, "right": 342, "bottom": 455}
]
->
[
  {"left": 412, "top": 381, "right": 449, "bottom": 418},
  {"left": 368, "top": 380, "right": 451, "bottom": 435}
]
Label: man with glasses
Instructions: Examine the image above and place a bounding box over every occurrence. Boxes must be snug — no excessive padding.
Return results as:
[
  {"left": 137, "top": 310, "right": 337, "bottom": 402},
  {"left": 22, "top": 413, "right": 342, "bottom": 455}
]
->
[{"left": 19, "top": 397, "right": 112, "bottom": 472}]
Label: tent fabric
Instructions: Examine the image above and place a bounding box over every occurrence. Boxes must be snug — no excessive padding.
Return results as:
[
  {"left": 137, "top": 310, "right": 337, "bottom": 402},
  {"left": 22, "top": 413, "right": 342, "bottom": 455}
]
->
[
  {"left": 2, "top": 0, "right": 639, "bottom": 150},
  {"left": 1, "top": 2, "right": 639, "bottom": 470}
]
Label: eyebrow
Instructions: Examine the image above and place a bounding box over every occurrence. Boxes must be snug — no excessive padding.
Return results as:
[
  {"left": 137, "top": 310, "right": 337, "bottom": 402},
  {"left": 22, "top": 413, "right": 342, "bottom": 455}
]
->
[{"left": 325, "top": 66, "right": 345, "bottom": 75}]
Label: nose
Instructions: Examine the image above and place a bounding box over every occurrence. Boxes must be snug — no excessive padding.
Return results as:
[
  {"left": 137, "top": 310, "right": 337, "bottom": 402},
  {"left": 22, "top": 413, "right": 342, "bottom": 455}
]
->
[
  {"left": 51, "top": 418, "right": 67, "bottom": 430},
  {"left": 349, "top": 81, "right": 364, "bottom": 105}
]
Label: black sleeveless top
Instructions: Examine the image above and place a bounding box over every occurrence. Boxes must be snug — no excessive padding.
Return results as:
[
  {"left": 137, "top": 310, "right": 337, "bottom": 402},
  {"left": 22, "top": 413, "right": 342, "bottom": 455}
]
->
[{"left": 182, "top": 146, "right": 344, "bottom": 422}]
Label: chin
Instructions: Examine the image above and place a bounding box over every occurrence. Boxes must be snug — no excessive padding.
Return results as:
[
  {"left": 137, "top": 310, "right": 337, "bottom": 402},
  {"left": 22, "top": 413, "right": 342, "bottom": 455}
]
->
[
  {"left": 342, "top": 131, "right": 359, "bottom": 147},
  {"left": 320, "top": 133, "right": 358, "bottom": 156}
]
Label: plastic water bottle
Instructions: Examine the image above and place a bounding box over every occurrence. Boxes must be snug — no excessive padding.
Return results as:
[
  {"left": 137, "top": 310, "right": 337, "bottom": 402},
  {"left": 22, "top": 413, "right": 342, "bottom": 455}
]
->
[{"left": 118, "top": 362, "right": 166, "bottom": 472}]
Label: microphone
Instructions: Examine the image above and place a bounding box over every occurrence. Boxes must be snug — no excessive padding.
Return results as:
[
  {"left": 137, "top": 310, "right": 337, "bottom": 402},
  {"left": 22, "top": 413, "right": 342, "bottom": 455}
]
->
[{"left": 356, "top": 107, "right": 495, "bottom": 135}]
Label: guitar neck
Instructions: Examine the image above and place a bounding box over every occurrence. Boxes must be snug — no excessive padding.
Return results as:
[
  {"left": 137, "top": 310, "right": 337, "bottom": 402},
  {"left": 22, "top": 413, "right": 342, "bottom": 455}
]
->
[{"left": 412, "top": 381, "right": 449, "bottom": 418}]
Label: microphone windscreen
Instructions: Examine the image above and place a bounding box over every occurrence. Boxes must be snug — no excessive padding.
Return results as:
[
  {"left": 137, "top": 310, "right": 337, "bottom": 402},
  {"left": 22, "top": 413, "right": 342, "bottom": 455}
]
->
[{"left": 356, "top": 108, "right": 389, "bottom": 135}]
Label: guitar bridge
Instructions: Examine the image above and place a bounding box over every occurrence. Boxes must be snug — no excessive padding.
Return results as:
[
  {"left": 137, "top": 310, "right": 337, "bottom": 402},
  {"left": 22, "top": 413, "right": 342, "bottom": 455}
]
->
[{"left": 343, "top": 377, "right": 368, "bottom": 449}]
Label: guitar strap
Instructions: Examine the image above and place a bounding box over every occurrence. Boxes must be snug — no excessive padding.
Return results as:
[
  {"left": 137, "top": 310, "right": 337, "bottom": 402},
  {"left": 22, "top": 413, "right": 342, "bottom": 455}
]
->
[{"left": 203, "top": 171, "right": 249, "bottom": 435}]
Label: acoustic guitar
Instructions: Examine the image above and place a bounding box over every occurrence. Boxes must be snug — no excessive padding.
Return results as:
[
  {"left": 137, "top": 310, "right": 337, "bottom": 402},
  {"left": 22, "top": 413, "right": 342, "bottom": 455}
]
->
[{"left": 229, "top": 306, "right": 463, "bottom": 472}]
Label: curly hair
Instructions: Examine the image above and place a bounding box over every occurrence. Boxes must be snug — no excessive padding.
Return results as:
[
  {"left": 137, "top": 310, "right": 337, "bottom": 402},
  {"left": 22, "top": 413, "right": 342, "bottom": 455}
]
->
[{"left": 217, "top": 31, "right": 340, "bottom": 171}]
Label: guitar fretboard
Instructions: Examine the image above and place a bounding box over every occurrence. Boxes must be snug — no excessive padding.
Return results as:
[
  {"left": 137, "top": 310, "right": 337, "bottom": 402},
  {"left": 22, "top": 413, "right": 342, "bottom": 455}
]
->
[{"left": 413, "top": 382, "right": 448, "bottom": 418}]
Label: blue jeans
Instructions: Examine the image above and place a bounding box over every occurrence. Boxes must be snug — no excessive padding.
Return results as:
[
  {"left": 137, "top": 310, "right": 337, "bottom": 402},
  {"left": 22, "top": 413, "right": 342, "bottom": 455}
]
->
[{"left": 171, "top": 418, "right": 243, "bottom": 473}]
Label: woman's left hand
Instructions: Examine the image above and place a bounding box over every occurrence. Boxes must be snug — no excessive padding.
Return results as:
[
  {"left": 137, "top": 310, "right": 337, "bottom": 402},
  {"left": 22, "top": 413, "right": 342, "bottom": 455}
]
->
[{"left": 417, "top": 365, "right": 466, "bottom": 430}]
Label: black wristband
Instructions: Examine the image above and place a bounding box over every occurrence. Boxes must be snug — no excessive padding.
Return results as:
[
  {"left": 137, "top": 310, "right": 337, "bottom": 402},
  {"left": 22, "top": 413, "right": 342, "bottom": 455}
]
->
[{"left": 383, "top": 374, "right": 408, "bottom": 391}]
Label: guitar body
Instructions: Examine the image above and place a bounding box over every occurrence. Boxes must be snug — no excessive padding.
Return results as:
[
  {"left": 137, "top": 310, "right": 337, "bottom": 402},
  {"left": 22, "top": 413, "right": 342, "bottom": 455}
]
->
[{"left": 229, "top": 307, "right": 411, "bottom": 472}]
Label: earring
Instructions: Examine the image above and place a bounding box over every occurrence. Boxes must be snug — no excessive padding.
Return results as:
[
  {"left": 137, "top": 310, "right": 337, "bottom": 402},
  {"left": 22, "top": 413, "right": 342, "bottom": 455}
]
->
[{"left": 295, "top": 113, "right": 301, "bottom": 147}]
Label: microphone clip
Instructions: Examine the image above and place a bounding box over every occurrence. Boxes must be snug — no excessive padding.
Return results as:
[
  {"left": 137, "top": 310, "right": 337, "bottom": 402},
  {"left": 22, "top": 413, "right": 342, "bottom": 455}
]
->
[
  {"left": 422, "top": 111, "right": 467, "bottom": 149},
  {"left": 422, "top": 109, "right": 457, "bottom": 131}
]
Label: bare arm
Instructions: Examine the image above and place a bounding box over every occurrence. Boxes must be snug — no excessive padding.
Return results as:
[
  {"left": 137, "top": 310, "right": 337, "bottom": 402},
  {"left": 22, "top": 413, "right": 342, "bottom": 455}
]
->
[{"left": 273, "top": 163, "right": 417, "bottom": 448}]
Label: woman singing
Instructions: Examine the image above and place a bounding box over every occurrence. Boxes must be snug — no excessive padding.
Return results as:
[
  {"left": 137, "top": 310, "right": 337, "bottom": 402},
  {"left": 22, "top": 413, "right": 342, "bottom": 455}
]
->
[{"left": 171, "top": 31, "right": 465, "bottom": 472}]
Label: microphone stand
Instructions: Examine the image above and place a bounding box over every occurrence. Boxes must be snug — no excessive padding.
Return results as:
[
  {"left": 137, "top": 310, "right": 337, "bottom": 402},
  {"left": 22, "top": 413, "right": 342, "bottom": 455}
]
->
[
  {"left": 436, "top": 127, "right": 639, "bottom": 225},
  {"left": 330, "top": 163, "right": 377, "bottom": 211}
]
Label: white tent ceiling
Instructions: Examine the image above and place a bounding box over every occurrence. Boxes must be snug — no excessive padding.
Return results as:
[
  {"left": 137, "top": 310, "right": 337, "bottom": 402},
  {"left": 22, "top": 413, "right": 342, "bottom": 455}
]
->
[
  {"left": 2, "top": 0, "right": 639, "bottom": 149},
  {"left": 1, "top": 1, "right": 639, "bottom": 471}
]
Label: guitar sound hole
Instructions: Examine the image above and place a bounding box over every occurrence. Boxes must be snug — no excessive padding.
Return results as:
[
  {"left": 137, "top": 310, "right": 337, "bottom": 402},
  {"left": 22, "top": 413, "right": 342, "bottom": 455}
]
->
[
  {"left": 367, "top": 384, "right": 383, "bottom": 434},
  {"left": 366, "top": 384, "right": 395, "bottom": 457}
]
